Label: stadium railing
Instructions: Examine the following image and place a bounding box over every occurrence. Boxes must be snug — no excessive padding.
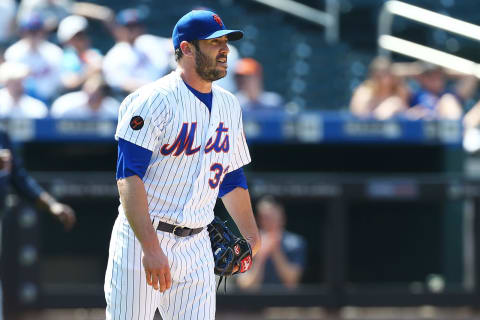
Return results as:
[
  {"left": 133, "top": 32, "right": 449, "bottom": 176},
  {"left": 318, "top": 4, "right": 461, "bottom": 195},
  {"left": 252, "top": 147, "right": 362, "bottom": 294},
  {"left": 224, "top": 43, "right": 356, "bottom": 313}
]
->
[
  {"left": 378, "top": 0, "right": 480, "bottom": 78},
  {"left": 250, "top": 0, "right": 340, "bottom": 44}
]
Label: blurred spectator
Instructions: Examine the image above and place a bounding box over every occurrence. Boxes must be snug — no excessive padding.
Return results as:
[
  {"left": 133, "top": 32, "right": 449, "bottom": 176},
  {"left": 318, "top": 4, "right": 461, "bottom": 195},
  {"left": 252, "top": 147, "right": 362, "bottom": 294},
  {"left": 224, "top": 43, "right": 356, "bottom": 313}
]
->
[
  {"left": 18, "top": 0, "right": 115, "bottom": 35},
  {"left": 462, "top": 99, "right": 480, "bottom": 153},
  {"left": 4, "top": 13, "right": 62, "bottom": 104},
  {"left": 17, "top": 0, "right": 72, "bottom": 33},
  {"left": 71, "top": 2, "right": 114, "bottom": 27},
  {"left": 0, "top": 127, "right": 75, "bottom": 320},
  {"left": 0, "top": 129, "right": 75, "bottom": 224},
  {"left": 237, "top": 196, "right": 307, "bottom": 290},
  {"left": 0, "top": 62, "right": 48, "bottom": 119},
  {"left": 350, "top": 56, "right": 409, "bottom": 120},
  {"left": 406, "top": 62, "right": 476, "bottom": 120},
  {"left": 234, "top": 58, "right": 284, "bottom": 111},
  {"left": 464, "top": 99, "right": 480, "bottom": 131},
  {"left": 102, "top": 8, "right": 171, "bottom": 94},
  {"left": 0, "top": 0, "right": 17, "bottom": 45},
  {"left": 51, "top": 73, "right": 119, "bottom": 119},
  {"left": 57, "top": 15, "right": 103, "bottom": 91}
]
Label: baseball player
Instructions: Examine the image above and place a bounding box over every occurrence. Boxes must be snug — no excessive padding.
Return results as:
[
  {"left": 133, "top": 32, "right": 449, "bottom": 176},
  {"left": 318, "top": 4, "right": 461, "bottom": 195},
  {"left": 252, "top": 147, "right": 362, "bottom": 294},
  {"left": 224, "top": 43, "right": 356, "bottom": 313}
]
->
[{"left": 104, "top": 10, "right": 261, "bottom": 320}]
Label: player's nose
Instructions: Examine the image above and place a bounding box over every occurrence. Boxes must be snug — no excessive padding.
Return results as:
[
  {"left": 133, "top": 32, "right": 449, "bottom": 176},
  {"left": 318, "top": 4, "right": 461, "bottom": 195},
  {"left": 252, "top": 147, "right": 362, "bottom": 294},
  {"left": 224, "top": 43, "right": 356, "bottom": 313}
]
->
[{"left": 219, "top": 40, "right": 229, "bottom": 54}]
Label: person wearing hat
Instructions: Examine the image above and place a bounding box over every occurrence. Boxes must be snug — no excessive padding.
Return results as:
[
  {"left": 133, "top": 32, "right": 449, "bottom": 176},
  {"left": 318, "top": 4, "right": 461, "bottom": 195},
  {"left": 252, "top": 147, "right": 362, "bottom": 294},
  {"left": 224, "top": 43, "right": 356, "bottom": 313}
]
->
[
  {"left": 102, "top": 8, "right": 171, "bottom": 94},
  {"left": 17, "top": 0, "right": 72, "bottom": 32},
  {"left": 57, "top": 15, "right": 103, "bottom": 91},
  {"left": 188, "top": 6, "right": 241, "bottom": 93},
  {"left": 234, "top": 57, "right": 284, "bottom": 112},
  {"left": 0, "top": 62, "right": 48, "bottom": 119},
  {"left": 406, "top": 61, "right": 477, "bottom": 120},
  {"left": 51, "top": 73, "right": 119, "bottom": 119},
  {"left": 4, "top": 13, "right": 63, "bottom": 104},
  {"left": 104, "top": 10, "right": 260, "bottom": 320}
]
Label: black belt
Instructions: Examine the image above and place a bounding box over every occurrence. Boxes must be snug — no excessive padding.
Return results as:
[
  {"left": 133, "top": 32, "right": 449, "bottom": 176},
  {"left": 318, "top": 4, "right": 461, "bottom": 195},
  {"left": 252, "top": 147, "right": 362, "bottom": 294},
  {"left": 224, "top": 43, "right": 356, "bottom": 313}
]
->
[{"left": 156, "top": 221, "right": 203, "bottom": 237}]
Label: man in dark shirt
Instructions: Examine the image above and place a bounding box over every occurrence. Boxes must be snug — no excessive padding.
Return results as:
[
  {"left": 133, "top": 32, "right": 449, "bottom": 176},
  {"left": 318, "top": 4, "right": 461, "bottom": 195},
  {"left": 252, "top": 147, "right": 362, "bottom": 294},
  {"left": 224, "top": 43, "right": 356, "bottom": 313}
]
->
[
  {"left": 237, "top": 196, "right": 306, "bottom": 290},
  {"left": 0, "top": 130, "right": 75, "bottom": 226},
  {"left": 407, "top": 62, "right": 477, "bottom": 120},
  {"left": 0, "top": 129, "right": 75, "bottom": 320}
]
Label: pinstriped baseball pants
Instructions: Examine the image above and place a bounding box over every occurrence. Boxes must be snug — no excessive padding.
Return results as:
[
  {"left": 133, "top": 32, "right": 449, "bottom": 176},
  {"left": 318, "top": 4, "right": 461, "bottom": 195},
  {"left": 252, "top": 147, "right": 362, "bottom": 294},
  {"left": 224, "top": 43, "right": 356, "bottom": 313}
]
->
[{"left": 105, "top": 214, "right": 216, "bottom": 320}]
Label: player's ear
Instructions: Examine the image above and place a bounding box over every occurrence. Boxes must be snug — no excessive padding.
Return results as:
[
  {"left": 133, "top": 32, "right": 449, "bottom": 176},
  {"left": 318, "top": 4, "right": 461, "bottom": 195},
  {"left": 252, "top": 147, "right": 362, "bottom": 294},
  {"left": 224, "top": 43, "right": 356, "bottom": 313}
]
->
[{"left": 180, "top": 41, "right": 194, "bottom": 58}]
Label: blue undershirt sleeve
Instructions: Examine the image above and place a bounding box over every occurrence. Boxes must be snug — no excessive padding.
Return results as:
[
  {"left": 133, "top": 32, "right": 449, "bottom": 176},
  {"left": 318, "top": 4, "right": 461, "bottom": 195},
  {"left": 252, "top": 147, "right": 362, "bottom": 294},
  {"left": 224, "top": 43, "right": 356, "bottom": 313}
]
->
[
  {"left": 116, "top": 138, "right": 153, "bottom": 180},
  {"left": 218, "top": 167, "right": 248, "bottom": 198}
]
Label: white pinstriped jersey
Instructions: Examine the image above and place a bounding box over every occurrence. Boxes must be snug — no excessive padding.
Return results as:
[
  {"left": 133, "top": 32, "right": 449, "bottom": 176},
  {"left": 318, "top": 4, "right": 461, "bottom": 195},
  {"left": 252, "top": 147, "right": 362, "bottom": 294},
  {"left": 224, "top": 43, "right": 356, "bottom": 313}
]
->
[{"left": 115, "top": 71, "right": 251, "bottom": 228}]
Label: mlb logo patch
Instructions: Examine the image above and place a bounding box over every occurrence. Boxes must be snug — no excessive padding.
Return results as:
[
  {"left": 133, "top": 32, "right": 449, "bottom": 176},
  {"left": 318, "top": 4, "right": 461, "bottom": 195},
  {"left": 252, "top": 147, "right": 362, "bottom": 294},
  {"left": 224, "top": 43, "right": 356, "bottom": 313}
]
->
[{"left": 130, "top": 116, "right": 144, "bottom": 130}]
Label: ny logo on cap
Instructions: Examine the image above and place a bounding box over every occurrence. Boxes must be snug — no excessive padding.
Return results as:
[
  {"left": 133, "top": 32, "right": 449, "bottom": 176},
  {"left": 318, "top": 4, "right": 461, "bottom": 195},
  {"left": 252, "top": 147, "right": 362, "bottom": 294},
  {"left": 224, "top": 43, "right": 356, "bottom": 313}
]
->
[{"left": 212, "top": 14, "right": 223, "bottom": 27}]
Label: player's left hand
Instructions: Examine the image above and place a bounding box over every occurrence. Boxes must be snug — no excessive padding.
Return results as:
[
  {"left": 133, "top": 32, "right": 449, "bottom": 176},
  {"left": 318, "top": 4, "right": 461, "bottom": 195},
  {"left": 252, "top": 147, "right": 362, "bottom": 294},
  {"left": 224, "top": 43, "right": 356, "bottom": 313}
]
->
[
  {"left": 232, "top": 238, "right": 257, "bottom": 273},
  {"left": 49, "top": 202, "right": 76, "bottom": 231},
  {"left": 207, "top": 217, "right": 253, "bottom": 276}
]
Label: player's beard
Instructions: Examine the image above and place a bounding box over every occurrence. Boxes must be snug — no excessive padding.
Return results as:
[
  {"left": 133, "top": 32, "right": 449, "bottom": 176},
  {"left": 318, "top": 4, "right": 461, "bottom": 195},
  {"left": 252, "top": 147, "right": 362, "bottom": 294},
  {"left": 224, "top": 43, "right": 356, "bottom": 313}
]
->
[{"left": 195, "top": 48, "right": 227, "bottom": 82}]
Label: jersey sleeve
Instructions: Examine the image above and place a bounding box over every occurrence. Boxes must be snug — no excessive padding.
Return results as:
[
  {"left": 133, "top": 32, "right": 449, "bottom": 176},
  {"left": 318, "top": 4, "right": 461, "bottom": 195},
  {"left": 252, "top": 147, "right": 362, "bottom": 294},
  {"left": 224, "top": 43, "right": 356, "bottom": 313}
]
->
[
  {"left": 230, "top": 107, "right": 251, "bottom": 171},
  {"left": 218, "top": 167, "right": 248, "bottom": 198},
  {"left": 115, "top": 91, "right": 169, "bottom": 151},
  {"left": 116, "top": 138, "right": 153, "bottom": 180}
]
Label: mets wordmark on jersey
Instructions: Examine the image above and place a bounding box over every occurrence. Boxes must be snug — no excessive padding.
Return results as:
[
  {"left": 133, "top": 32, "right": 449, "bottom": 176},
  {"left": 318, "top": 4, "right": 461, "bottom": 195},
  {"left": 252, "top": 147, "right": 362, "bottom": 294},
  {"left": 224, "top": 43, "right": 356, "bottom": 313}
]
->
[{"left": 115, "top": 71, "right": 251, "bottom": 228}]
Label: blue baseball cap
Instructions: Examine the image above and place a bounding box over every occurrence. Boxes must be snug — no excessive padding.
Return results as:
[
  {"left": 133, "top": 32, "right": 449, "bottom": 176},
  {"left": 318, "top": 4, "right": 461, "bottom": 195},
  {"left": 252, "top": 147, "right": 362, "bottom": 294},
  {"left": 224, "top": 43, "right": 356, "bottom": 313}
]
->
[
  {"left": 19, "top": 13, "right": 44, "bottom": 32},
  {"left": 172, "top": 10, "right": 243, "bottom": 49}
]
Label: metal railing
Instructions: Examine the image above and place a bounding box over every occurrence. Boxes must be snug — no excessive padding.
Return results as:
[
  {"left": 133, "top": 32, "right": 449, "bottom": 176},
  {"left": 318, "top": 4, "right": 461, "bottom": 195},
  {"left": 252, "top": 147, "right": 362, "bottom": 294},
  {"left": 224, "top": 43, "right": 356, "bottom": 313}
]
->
[
  {"left": 378, "top": 0, "right": 480, "bottom": 78},
  {"left": 251, "top": 0, "right": 339, "bottom": 44}
]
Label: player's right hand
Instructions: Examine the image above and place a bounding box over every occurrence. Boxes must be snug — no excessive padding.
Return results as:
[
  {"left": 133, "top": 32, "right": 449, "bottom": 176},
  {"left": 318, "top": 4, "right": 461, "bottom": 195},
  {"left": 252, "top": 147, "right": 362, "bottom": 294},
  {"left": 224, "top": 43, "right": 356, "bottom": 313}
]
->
[{"left": 142, "top": 248, "right": 172, "bottom": 293}]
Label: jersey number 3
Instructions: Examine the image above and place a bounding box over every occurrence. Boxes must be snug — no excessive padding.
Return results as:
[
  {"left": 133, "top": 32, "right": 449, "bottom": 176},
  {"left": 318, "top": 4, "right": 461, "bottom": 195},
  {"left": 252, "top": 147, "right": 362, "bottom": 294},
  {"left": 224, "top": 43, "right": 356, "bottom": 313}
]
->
[{"left": 209, "top": 163, "right": 229, "bottom": 189}]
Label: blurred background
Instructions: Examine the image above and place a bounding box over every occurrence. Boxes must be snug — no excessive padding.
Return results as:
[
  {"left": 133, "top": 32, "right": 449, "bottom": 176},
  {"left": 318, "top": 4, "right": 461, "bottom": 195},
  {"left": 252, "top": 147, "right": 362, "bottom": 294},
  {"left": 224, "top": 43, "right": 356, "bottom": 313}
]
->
[{"left": 2, "top": 0, "right": 480, "bottom": 319}]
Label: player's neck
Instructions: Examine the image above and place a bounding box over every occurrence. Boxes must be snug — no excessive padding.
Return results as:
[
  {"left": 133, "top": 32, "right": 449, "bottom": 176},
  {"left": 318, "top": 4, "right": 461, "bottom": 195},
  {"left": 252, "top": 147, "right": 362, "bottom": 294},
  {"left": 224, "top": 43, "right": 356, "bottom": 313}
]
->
[{"left": 178, "top": 67, "right": 212, "bottom": 94}]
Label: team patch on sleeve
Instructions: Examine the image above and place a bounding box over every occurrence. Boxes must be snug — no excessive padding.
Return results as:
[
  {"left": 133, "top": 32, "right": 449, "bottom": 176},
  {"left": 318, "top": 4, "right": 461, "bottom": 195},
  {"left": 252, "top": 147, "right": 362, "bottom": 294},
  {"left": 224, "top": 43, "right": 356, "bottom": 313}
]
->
[{"left": 130, "top": 116, "right": 144, "bottom": 130}]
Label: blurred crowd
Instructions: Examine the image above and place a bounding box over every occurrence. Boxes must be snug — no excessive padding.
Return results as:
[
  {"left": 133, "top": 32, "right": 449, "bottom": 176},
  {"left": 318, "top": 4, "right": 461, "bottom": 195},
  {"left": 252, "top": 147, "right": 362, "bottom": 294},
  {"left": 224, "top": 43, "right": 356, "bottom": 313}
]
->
[
  {"left": 3, "top": 1, "right": 480, "bottom": 154},
  {"left": 0, "top": 0, "right": 286, "bottom": 121},
  {"left": 349, "top": 56, "right": 480, "bottom": 151},
  {"left": 349, "top": 56, "right": 479, "bottom": 122},
  {"left": 349, "top": 56, "right": 480, "bottom": 126},
  {"left": 4, "top": 1, "right": 478, "bottom": 125}
]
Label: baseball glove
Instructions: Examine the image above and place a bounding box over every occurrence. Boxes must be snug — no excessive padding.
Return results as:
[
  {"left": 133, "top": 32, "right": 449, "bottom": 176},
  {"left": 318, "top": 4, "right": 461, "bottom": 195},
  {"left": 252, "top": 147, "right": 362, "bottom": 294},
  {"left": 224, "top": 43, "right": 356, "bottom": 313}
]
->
[{"left": 207, "top": 216, "right": 253, "bottom": 278}]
